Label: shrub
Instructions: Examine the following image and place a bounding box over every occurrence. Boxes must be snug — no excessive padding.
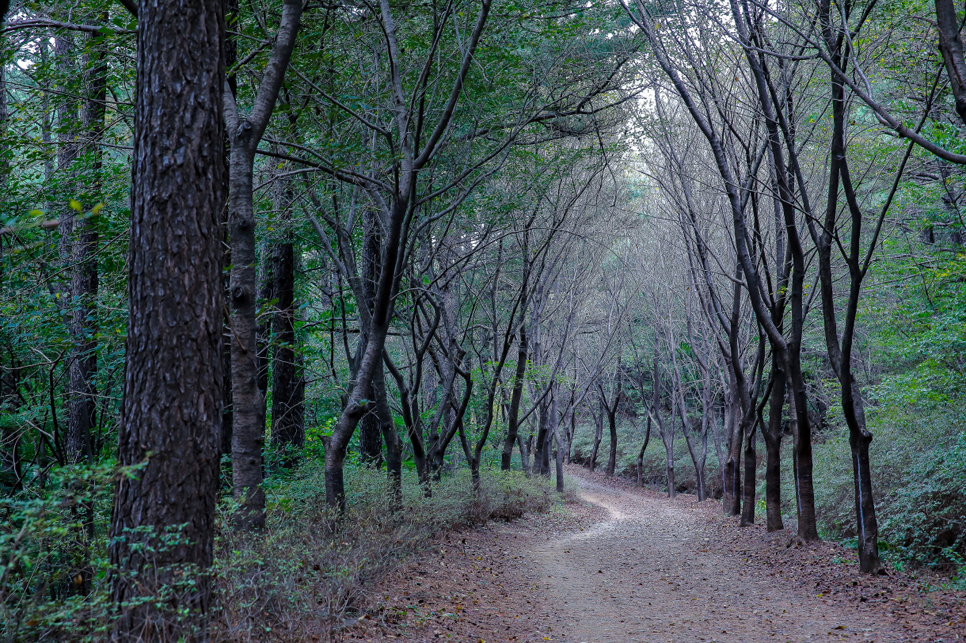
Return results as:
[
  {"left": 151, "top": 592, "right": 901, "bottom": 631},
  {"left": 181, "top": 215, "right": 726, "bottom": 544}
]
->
[
  {"left": 0, "top": 463, "right": 115, "bottom": 643},
  {"left": 879, "top": 431, "right": 966, "bottom": 572},
  {"left": 1, "top": 460, "right": 561, "bottom": 642},
  {"left": 813, "top": 400, "right": 966, "bottom": 573}
]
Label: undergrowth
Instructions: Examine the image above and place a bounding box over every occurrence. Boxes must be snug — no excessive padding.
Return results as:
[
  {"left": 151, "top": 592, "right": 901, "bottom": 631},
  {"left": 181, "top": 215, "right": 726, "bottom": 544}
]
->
[{"left": 0, "top": 463, "right": 558, "bottom": 642}]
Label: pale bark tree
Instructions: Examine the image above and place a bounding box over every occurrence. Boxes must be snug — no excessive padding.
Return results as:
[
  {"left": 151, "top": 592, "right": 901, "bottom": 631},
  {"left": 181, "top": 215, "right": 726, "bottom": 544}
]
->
[{"left": 224, "top": 0, "right": 302, "bottom": 528}]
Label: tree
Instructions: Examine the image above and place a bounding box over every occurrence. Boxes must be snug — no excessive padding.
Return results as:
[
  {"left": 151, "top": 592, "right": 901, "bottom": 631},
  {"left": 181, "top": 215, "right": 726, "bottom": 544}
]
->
[
  {"left": 107, "top": 0, "right": 225, "bottom": 639},
  {"left": 224, "top": 0, "right": 302, "bottom": 529}
]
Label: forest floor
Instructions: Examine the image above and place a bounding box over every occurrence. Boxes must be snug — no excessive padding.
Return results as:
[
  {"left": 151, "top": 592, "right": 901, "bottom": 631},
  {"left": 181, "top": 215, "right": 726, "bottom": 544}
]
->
[{"left": 344, "top": 466, "right": 965, "bottom": 643}]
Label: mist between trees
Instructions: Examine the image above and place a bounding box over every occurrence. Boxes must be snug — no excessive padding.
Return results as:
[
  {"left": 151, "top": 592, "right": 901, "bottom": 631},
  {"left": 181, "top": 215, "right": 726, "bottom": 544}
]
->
[{"left": 0, "top": 0, "right": 965, "bottom": 639}]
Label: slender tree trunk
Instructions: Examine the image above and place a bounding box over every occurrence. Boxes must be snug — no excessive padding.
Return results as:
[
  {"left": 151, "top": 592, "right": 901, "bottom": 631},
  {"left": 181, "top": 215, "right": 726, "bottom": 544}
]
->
[
  {"left": 221, "top": 222, "right": 233, "bottom": 459},
  {"left": 724, "top": 391, "right": 742, "bottom": 516},
  {"left": 662, "top": 417, "right": 676, "bottom": 499},
  {"left": 0, "top": 33, "right": 6, "bottom": 196},
  {"left": 64, "top": 23, "right": 107, "bottom": 468},
  {"left": 227, "top": 0, "right": 303, "bottom": 525},
  {"left": 109, "top": 0, "right": 226, "bottom": 637},
  {"left": 534, "top": 395, "right": 551, "bottom": 476},
  {"left": 229, "top": 146, "right": 267, "bottom": 529},
  {"left": 605, "top": 405, "right": 618, "bottom": 476},
  {"left": 740, "top": 423, "right": 757, "bottom": 526},
  {"left": 816, "top": 19, "right": 880, "bottom": 568},
  {"left": 552, "top": 387, "right": 564, "bottom": 492},
  {"left": 269, "top": 187, "right": 304, "bottom": 462},
  {"left": 589, "top": 404, "right": 603, "bottom": 471},
  {"left": 358, "top": 208, "right": 384, "bottom": 467},
  {"left": 374, "top": 363, "right": 401, "bottom": 502},
  {"left": 763, "top": 359, "right": 785, "bottom": 531},
  {"left": 636, "top": 416, "right": 651, "bottom": 487},
  {"left": 710, "top": 404, "right": 725, "bottom": 497},
  {"left": 221, "top": 0, "right": 238, "bottom": 462},
  {"left": 501, "top": 328, "right": 528, "bottom": 470},
  {"left": 55, "top": 33, "right": 84, "bottom": 464},
  {"left": 566, "top": 408, "right": 576, "bottom": 463},
  {"left": 517, "top": 433, "right": 531, "bottom": 476}
]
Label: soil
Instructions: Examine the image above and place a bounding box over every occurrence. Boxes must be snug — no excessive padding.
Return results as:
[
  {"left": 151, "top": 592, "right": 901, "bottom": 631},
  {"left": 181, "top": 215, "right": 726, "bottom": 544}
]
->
[{"left": 344, "top": 465, "right": 966, "bottom": 643}]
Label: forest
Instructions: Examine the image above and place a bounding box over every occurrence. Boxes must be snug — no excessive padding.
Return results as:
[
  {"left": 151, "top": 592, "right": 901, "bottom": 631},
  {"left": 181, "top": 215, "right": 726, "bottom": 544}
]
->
[{"left": 1, "top": 0, "right": 965, "bottom": 640}]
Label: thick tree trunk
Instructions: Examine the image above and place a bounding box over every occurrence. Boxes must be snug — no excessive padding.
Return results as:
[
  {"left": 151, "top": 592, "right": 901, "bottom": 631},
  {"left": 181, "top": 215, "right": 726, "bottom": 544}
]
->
[
  {"left": 848, "top": 391, "right": 880, "bottom": 573},
  {"left": 551, "top": 387, "right": 564, "bottom": 492},
  {"left": 788, "top": 362, "right": 819, "bottom": 541},
  {"left": 108, "top": 0, "right": 225, "bottom": 638}
]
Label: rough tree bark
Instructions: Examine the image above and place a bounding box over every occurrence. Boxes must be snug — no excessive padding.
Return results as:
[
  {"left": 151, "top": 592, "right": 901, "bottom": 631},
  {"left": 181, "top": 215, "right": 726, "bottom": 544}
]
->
[
  {"left": 108, "top": 0, "right": 225, "bottom": 638},
  {"left": 740, "top": 421, "right": 757, "bottom": 527}
]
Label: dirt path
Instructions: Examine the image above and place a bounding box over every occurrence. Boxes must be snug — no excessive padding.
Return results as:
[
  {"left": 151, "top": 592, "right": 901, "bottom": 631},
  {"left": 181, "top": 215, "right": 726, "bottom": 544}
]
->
[
  {"left": 528, "top": 472, "right": 897, "bottom": 643},
  {"left": 353, "top": 467, "right": 963, "bottom": 643}
]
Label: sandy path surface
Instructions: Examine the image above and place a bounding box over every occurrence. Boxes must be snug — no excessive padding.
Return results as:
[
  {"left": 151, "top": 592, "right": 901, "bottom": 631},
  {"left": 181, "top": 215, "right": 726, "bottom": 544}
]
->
[
  {"left": 523, "top": 471, "right": 901, "bottom": 643},
  {"left": 357, "top": 466, "right": 962, "bottom": 642}
]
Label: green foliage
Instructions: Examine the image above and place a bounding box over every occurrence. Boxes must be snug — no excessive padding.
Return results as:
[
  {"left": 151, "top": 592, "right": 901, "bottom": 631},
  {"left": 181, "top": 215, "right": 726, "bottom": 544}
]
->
[
  {"left": 0, "top": 459, "right": 559, "bottom": 642},
  {"left": 880, "top": 431, "right": 966, "bottom": 572},
  {"left": 0, "top": 463, "right": 115, "bottom": 642},
  {"left": 215, "top": 464, "right": 559, "bottom": 640}
]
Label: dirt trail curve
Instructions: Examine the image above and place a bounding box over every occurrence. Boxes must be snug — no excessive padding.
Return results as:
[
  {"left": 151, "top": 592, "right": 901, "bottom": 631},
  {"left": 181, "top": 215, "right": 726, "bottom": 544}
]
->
[
  {"left": 523, "top": 471, "right": 901, "bottom": 643},
  {"left": 359, "top": 466, "right": 960, "bottom": 643}
]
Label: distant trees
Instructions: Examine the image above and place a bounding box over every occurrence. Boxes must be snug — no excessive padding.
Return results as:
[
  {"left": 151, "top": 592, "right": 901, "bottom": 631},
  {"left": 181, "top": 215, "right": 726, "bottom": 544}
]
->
[{"left": 5, "top": 6, "right": 966, "bottom": 640}]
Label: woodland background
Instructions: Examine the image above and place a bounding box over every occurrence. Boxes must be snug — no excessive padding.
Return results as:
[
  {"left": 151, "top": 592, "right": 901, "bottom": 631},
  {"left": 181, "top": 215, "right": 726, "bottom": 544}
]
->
[{"left": 0, "top": 0, "right": 965, "bottom": 640}]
